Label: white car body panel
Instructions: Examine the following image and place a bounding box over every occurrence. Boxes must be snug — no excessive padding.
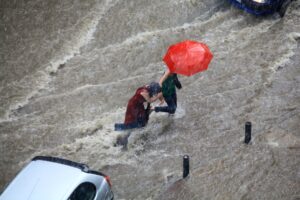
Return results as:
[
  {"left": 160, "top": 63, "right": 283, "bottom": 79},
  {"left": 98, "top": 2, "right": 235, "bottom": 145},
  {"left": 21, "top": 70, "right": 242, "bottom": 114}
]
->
[{"left": 0, "top": 158, "right": 112, "bottom": 200}]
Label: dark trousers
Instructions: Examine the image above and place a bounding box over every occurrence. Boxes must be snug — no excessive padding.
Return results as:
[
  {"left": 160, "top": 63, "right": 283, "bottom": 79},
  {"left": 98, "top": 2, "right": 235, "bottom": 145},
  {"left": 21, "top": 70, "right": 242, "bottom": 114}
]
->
[
  {"left": 155, "top": 93, "right": 177, "bottom": 114},
  {"left": 115, "top": 117, "right": 147, "bottom": 131},
  {"left": 115, "top": 106, "right": 150, "bottom": 131}
]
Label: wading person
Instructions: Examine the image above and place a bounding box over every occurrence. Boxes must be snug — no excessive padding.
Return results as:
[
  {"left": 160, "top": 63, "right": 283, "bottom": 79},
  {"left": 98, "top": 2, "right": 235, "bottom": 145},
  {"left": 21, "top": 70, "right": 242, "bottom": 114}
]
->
[
  {"left": 115, "top": 82, "right": 162, "bottom": 131},
  {"left": 154, "top": 69, "right": 182, "bottom": 114}
]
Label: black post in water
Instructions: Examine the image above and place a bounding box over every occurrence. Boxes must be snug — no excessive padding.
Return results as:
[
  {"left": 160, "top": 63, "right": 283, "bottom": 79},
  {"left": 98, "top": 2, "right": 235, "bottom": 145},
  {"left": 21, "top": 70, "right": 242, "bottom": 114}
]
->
[
  {"left": 245, "top": 122, "right": 252, "bottom": 144},
  {"left": 183, "top": 155, "right": 189, "bottom": 178}
]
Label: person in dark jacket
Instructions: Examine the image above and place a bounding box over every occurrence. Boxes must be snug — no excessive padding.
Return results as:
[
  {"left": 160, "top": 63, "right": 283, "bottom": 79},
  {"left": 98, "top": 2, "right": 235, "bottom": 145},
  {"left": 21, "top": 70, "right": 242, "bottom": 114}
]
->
[
  {"left": 115, "top": 82, "right": 162, "bottom": 131},
  {"left": 154, "top": 69, "right": 182, "bottom": 114}
]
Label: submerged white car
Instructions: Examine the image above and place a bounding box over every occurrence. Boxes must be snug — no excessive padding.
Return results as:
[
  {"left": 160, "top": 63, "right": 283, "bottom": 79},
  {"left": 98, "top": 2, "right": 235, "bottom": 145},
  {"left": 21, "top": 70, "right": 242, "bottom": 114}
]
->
[{"left": 0, "top": 156, "right": 114, "bottom": 200}]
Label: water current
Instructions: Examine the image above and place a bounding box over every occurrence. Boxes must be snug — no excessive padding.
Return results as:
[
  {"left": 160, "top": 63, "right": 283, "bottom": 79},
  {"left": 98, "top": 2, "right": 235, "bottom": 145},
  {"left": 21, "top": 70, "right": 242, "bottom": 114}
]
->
[{"left": 0, "top": 0, "right": 299, "bottom": 199}]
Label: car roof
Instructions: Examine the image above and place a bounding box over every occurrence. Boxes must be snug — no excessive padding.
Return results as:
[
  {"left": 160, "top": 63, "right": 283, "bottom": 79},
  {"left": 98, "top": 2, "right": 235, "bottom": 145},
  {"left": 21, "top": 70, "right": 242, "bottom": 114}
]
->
[{"left": 0, "top": 157, "right": 105, "bottom": 200}]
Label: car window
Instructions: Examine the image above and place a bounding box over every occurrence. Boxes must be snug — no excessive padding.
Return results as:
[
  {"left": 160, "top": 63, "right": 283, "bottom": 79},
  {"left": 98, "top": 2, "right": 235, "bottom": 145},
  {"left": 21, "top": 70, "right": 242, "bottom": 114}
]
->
[
  {"left": 68, "top": 182, "right": 96, "bottom": 200},
  {"left": 105, "top": 189, "right": 114, "bottom": 200}
]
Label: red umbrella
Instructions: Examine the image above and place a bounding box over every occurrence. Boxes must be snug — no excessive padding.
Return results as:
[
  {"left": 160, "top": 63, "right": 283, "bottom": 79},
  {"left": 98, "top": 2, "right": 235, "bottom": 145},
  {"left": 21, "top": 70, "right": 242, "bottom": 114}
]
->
[{"left": 163, "top": 40, "right": 213, "bottom": 76}]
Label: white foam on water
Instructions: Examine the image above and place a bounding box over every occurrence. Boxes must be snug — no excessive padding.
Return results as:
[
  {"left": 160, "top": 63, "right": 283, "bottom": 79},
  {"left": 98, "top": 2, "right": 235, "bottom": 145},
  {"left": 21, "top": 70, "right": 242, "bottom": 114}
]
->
[
  {"left": 46, "top": 0, "right": 119, "bottom": 74},
  {"left": 268, "top": 141, "right": 279, "bottom": 147},
  {"left": 174, "top": 103, "right": 186, "bottom": 119},
  {"left": 1, "top": 0, "right": 120, "bottom": 122},
  {"left": 20, "top": 107, "right": 137, "bottom": 168},
  {"left": 100, "top": 6, "right": 232, "bottom": 53},
  {"left": 2, "top": 1, "right": 300, "bottom": 198},
  {"left": 1, "top": 71, "right": 51, "bottom": 122},
  {"left": 270, "top": 32, "right": 300, "bottom": 71},
  {"left": 264, "top": 130, "right": 300, "bottom": 149}
]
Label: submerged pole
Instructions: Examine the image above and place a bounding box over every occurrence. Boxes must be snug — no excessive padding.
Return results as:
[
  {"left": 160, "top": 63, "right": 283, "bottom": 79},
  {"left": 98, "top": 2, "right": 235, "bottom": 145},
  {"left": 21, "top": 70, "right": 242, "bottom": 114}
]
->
[
  {"left": 183, "top": 155, "right": 189, "bottom": 178},
  {"left": 245, "top": 122, "right": 252, "bottom": 144}
]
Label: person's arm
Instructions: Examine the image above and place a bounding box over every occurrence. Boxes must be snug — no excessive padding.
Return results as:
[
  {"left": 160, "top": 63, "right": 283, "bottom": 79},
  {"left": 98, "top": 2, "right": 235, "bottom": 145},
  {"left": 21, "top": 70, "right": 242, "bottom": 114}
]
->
[
  {"left": 173, "top": 74, "right": 182, "bottom": 89},
  {"left": 157, "top": 92, "right": 165, "bottom": 105},
  {"left": 159, "top": 69, "right": 171, "bottom": 86},
  {"left": 141, "top": 91, "right": 161, "bottom": 103}
]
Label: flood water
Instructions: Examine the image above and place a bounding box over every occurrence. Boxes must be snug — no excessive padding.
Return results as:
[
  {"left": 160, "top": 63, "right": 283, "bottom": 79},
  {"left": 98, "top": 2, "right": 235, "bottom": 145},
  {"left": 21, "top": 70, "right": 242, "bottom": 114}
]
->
[{"left": 0, "top": 0, "right": 300, "bottom": 199}]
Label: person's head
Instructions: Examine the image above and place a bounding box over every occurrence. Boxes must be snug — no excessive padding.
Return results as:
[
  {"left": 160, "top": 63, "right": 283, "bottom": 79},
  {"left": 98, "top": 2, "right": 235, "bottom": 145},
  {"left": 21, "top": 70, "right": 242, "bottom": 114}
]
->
[{"left": 147, "top": 82, "right": 161, "bottom": 97}]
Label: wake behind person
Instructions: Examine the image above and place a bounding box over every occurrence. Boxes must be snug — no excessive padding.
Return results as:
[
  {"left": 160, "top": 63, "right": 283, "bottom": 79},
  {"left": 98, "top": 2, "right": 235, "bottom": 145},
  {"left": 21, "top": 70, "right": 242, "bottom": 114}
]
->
[{"left": 115, "top": 82, "right": 162, "bottom": 131}]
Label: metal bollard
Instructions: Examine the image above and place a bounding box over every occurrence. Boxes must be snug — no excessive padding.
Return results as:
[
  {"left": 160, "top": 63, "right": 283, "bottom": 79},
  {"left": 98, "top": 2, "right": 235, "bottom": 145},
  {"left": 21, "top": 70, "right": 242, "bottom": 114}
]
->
[
  {"left": 183, "top": 155, "right": 189, "bottom": 178},
  {"left": 245, "top": 122, "right": 252, "bottom": 144}
]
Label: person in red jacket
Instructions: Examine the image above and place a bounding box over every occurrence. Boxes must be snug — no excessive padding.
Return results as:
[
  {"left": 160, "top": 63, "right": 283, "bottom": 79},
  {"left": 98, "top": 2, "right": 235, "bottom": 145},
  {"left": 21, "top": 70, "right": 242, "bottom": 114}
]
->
[{"left": 115, "top": 82, "right": 162, "bottom": 131}]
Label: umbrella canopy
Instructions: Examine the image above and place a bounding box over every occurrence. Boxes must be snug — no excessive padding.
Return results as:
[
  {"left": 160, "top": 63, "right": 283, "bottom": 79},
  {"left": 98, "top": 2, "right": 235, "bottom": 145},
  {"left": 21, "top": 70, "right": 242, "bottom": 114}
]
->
[{"left": 163, "top": 40, "right": 213, "bottom": 76}]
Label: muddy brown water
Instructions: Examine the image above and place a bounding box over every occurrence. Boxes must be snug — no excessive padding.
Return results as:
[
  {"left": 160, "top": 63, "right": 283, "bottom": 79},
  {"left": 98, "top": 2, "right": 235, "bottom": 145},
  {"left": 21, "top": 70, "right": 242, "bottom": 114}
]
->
[{"left": 0, "top": 0, "right": 299, "bottom": 199}]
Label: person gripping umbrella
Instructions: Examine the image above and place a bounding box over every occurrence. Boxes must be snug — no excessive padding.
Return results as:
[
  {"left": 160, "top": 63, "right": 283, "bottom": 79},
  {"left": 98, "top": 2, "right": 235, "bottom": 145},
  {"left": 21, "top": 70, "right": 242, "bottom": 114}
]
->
[
  {"left": 154, "top": 69, "right": 182, "bottom": 115},
  {"left": 154, "top": 40, "right": 213, "bottom": 115}
]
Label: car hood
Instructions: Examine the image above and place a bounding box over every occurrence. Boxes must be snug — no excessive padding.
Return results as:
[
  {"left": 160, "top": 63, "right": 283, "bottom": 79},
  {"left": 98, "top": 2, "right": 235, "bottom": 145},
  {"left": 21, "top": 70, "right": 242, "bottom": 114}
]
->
[{"left": 0, "top": 160, "right": 85, "bottom": 200}]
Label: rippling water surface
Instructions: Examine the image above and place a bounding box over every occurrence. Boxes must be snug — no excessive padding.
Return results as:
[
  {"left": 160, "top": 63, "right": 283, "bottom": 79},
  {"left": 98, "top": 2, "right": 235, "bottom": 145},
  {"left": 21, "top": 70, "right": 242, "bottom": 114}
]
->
[{"left": 0, "top": 0, "right": 299, "bottom": 199}]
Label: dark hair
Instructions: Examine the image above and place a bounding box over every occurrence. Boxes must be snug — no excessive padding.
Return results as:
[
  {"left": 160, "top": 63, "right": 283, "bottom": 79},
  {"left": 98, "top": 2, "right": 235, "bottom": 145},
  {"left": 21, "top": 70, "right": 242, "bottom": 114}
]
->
[{"left": 148, "top": 82, "right": 161, "bottom": 97}]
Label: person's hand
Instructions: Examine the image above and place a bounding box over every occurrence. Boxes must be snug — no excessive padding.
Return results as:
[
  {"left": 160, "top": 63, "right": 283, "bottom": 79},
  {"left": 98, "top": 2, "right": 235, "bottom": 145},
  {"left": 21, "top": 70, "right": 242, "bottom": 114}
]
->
[
  {"left": 159, "top": 99, "right": 165, "bottom": 105},
  {"left": 150, "top": 106, "right": 155, "bottom": 112}
]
